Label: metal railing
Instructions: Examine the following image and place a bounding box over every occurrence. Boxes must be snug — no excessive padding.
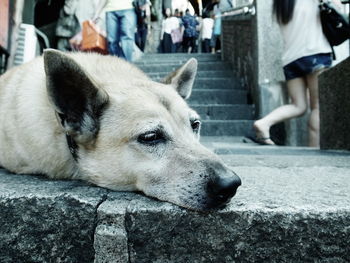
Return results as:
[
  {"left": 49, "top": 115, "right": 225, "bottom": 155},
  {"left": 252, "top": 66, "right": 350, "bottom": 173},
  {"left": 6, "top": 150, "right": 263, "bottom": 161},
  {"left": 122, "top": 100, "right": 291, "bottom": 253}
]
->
[{"left": 219, "top": 0, "right": 256, "bottom": 18}]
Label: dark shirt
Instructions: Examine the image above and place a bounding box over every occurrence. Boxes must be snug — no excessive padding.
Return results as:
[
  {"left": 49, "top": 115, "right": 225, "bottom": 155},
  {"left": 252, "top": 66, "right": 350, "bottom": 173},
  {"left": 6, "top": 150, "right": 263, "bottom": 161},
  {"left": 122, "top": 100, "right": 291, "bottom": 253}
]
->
[{"left": 182, "top": 14, "right": 199, "bottom": 38}]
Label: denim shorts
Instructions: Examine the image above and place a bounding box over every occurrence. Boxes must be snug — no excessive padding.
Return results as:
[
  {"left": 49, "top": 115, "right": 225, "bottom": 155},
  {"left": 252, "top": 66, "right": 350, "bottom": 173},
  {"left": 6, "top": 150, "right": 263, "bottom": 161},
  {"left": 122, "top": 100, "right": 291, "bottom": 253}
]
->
[{"left": 283, "top": 53, "right": 332, "bottom": 81}]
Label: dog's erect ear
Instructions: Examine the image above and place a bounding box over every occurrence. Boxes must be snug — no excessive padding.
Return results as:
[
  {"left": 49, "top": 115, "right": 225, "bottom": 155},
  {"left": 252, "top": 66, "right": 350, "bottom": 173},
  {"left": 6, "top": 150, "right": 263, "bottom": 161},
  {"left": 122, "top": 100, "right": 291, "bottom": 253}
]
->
[
  {"left": 44, "top": 49, "right": 109, "bottom": 143},
  {"left": 162, "top": 58, "right": 197, "bottom": 99}
]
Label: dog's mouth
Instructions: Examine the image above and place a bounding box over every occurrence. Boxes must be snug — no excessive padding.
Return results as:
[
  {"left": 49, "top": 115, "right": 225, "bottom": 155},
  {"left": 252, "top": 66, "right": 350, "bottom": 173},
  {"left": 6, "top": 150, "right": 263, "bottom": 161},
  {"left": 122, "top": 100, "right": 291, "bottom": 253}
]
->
[{"left": 177, "top": 190, "right": 239, "bottom": 212}]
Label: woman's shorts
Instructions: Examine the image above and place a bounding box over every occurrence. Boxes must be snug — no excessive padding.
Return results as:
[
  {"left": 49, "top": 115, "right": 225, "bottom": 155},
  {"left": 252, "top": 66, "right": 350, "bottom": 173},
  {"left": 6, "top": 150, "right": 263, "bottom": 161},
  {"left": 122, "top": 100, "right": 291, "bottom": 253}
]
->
[{"left": 283, "top": 53, "right": 332, "bottom": 81}]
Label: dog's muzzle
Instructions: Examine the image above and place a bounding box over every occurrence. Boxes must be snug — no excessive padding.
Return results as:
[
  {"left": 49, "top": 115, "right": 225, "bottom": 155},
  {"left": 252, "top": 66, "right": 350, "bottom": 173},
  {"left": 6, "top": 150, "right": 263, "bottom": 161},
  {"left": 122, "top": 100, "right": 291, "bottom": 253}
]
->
[{"left": 206, "top": 172, "right": 241, "bottom": 209}]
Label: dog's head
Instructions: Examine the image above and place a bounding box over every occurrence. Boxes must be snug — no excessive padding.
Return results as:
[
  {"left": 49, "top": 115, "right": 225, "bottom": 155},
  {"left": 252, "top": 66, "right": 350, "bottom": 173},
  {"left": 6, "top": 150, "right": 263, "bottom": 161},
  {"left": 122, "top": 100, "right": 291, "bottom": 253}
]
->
[{"left": 43, "top": 49, "right": 241, "bottom": 211}]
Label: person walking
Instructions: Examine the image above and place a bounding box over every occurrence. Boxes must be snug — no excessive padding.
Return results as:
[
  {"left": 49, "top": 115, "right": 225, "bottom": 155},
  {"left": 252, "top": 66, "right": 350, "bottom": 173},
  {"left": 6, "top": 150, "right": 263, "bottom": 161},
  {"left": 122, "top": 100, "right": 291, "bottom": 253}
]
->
[
  {"left": 251, "top": 0, "right": 341, "bottom": 147},
  {"left": 173, "top": 8, "right": 184, "bottom": 52},
  {"left": 93, "top": 0, "right": 136, "bottom": 61},
  {"left": 134, "top": 0, "right": 151, "bottom": 52},
  {"left": 160, "top": 8, "right": 180, "bottom": 53},
  {"left": 210, "top": 2, "right": 221, "bottom": 54},
  {"left": 182, "top": 9, "right": 199, "bottom": 53},
  {"left": 201, "top": 12, "right": 214, "bottom": 53}
]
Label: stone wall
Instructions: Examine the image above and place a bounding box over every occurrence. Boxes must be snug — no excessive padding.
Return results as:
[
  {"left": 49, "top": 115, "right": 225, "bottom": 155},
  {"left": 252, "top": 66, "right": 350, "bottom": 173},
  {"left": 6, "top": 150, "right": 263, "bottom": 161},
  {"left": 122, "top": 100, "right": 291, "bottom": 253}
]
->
[
  {"left": 221, "top": 15, "right": 258, "bottom": 106},
  {"left": 319, "top": 57, "right": 350, "bottom": 150}
]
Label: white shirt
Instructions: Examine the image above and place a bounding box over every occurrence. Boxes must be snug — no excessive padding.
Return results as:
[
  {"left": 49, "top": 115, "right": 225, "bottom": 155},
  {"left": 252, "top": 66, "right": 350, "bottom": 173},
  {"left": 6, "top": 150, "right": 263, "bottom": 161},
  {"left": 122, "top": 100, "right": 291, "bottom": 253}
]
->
[
  {"left": 202, "top": 18, "right": 214, "bottom": 40},
  {"left": 104, "top": 0, "right": 134, "bottom": 12},
  {"left": 280, "top": 0, "right": 332, "bottom": 66},
  {"left": 162, "top": 17, "right": 180, "bottom": 34}
]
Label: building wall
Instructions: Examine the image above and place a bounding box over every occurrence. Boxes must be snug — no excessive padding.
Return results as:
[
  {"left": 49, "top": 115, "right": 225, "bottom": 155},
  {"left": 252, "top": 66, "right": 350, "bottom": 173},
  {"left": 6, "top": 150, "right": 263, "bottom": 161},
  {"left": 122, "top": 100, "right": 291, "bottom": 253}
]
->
[
  {"left": 221, "top": 15, "right": 258, "bottom": 106},
  {"left": 319, "top": 57, "right": 350, "bottom": 150}
]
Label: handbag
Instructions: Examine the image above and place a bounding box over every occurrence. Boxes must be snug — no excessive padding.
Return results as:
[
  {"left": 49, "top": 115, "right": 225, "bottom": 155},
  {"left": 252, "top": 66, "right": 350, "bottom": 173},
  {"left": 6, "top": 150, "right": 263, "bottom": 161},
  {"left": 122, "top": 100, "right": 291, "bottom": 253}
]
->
[
  {"left": 81, "top": 20, "right": 108, "bottom": 54},
  {"left": 319, "top": 0, "right": 350, "bottom": 46},
  {"left": 171, "top": 28, "right": 183, "bottom": 44}
]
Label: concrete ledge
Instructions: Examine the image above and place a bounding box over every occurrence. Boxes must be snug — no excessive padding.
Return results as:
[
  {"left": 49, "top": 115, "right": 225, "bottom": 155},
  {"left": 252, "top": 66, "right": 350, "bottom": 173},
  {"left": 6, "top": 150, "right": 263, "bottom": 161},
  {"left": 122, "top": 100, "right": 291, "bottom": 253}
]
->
[
  {"left": 319, "top": 57, "right": 350, "bottom": 150},
  {"left": 1, "top": 148, "right": 350, "bottom": 262},
  {"left": 0, "top": 169, "right": 108, "bottom": 263}
]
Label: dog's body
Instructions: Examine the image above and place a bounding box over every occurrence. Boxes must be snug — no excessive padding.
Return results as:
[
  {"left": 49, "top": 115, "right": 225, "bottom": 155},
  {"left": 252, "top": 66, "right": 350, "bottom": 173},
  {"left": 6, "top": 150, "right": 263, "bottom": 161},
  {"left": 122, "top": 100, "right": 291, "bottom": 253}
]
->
[{"left": 0, "top": 50, "right": 241, "bottom": 210}]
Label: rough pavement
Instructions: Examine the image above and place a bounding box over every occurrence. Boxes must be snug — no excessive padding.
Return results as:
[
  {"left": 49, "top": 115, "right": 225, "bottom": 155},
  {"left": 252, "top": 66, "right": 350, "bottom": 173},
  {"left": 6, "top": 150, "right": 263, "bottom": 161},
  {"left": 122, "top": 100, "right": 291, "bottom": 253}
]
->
[{"left": 1, "top": 137, "right": 349, "bottom": 262}]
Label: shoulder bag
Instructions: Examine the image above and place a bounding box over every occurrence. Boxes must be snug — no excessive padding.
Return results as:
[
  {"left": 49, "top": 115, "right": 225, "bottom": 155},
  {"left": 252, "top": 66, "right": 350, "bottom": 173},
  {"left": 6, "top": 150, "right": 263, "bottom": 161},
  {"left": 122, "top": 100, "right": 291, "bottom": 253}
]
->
[{"left": 319, "top": 0, "right": 350, "bottom": 46}]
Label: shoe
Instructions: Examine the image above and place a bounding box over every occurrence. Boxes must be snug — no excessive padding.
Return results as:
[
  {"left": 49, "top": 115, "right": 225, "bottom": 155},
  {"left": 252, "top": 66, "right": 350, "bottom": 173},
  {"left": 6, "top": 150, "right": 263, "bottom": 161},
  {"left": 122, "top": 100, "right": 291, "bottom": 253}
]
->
[{"left": 244, "top": 134, "right": 275, "bottom": 146}]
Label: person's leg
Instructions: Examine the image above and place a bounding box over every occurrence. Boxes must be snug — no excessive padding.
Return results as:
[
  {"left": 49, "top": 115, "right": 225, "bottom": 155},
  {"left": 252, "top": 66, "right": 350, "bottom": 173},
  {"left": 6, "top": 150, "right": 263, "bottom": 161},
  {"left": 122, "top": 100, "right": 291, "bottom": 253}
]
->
[
  {"left": 216, "top": 35, "right": 221, "bottom": 52},
  {"left": 254, "top": 77, "right": 308, "bottom": 144},
  {"left": 106, "top": 11, "right": 120, "bottom": 56},
  {"left": 182, "top": 37, "right": 189, "bottom": 53},
  {"left": 141, "top": 26, "right": 147, "bottom": 51},
  {"left": 170, "top": 37, "right": 176, "bottom": 53},
  {"left": 204, "top": 39, "right": 210, "bottom": 53},
  {"left": 188, "top": 37, "right": 193, "bottom": 53},
  {"left": 190, "top": 37, "right": 197, "bottom": 53},
  {"left": 305, "top": 71, "right": 322, "bottom": 147},
  {"left": 163, "top": 33, "right": 172, "bottom": 53},
  {"left": 210, "top": 34, "right": 216, "bottom": 54},
  {"left": 119, "top": 9, "right": 137, "bottom": 61},
  {"left": 135, "top": 27, "right": 141, "bottom": 50}
]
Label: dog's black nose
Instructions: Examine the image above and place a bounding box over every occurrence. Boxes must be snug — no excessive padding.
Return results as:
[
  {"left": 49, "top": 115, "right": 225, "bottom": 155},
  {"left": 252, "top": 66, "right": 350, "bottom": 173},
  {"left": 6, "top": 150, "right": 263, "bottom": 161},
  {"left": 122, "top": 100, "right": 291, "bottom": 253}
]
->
[{"left": 206, "top": 174, "right": 241, "bottom": 208}]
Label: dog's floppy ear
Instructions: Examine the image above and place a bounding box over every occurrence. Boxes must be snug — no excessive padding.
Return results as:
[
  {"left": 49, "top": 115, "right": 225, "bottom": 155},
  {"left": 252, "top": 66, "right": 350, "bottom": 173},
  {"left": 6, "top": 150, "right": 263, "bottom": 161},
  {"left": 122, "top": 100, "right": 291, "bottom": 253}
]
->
[
  {"left": 44, "top": 49, "right": 109, "bottom": 144},
  {"left": 162, "top": 58, "right": 197, "bottom": 99}
]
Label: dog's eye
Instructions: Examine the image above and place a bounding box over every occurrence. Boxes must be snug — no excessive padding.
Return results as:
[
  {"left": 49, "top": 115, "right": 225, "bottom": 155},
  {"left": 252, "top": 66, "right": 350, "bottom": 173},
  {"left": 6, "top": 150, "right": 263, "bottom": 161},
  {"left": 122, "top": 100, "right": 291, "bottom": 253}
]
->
[
  {"left": 191, "top": 119, "right": 201, "bottom": 133},
  {"left": 138, "top": 131, "right": 165, "bottom": 145}
]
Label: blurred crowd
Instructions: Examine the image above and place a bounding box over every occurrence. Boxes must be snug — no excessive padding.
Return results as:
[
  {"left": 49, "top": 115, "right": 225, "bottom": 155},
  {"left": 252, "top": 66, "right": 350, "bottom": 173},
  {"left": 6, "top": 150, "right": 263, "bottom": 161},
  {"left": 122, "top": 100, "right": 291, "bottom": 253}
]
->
[
  {"left": 55, "top": 0, "right": 230, "bottom": 61},
  {"left": 159, "top": 4, "right": 221, "bottom": 54}
]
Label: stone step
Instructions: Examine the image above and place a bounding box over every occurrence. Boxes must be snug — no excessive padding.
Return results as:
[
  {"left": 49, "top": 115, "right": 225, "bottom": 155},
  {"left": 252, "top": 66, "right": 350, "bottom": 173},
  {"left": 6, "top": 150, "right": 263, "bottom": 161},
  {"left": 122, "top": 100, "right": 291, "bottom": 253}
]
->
[
  {"left": 136, "top": 59, "right": 220, "bottom": 66},
  {"left": 200, "top": 120, "right": 253, "bottom": 136},
  {"left": 139, "top": 53, "right": 221, "bottom": 62},
  {"left": 188, "top": 89, "right": 247, "bottom": 104},
  {"left": 137, "top": 58, "right": 222, "bottom": 65},
  {"left": 151, "top": 77, "right": 242, "bottom": 90},
  {"left": 191, "top": 104, "right": 254, "bottom": 120},
  {"left": 192, "top": 78, "right": 241, "bottom": 90},
  {"left": 136, "top": 61, "right": 232, "bottom": 72},
  {"left": 148, "top": 70, "right": 232, "bottom": 78},
  {"left": 1, "top": 145, "right": 349, "bottom": 263},
  {"left": 152, "top": 77, "right": 240, "bottom": 89}
]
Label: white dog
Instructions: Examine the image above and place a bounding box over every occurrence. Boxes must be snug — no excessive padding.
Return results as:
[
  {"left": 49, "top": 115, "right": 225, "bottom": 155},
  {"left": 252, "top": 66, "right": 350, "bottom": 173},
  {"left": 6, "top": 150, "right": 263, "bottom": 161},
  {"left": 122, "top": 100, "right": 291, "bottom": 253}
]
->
[{"left": 0, "top": 49, "right": 241, "bottom": 211}]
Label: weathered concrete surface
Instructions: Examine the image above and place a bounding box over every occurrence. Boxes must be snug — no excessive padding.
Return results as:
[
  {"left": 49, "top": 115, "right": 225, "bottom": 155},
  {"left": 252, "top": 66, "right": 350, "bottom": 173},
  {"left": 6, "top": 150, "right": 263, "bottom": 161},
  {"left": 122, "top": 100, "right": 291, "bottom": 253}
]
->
[
  {"left": 1, "top": 138, "right": 350, "bottom": 262},
  {"left": 319, "top": 57, "right": 350, "bottom": 151},
  {"left": 0, "top": 169, "right": 108, "bottom": 263},
  {"left": 120, "top": 166, "right": 350, "bottom": 262}
]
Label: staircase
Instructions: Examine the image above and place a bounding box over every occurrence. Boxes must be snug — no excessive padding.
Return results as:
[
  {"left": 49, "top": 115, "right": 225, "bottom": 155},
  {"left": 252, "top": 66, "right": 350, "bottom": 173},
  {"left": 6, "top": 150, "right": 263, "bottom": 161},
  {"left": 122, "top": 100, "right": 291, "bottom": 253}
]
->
[{"left": 135, "top": 53, "right": 254, "bottom": 136}]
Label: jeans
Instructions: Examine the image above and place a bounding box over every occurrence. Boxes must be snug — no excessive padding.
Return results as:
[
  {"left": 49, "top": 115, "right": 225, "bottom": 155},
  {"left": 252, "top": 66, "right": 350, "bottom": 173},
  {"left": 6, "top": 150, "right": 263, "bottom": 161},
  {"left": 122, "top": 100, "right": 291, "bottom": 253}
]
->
[
  {"left": 135, "top": 26, "right": 148, "bottom": 52},
  {"left": 106, "top": 9, "right": 136, "bottom": 61}
]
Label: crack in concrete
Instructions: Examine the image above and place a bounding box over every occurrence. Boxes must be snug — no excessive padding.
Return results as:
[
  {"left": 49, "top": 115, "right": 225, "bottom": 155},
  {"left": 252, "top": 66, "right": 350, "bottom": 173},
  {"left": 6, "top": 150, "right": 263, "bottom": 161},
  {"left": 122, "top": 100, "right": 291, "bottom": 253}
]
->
[
  {"left": 92, "top": 191, "right": 109, "bottom": 263},
  {"left": 125, "top": 211, "right": 132, "bottom": 263}
]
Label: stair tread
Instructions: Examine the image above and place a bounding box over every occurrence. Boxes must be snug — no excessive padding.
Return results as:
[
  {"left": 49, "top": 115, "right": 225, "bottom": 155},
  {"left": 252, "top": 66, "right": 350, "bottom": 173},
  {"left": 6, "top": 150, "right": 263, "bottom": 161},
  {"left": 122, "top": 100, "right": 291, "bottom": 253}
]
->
[{"left": 137, "top": 53, "right": 254, "bottom": 136}]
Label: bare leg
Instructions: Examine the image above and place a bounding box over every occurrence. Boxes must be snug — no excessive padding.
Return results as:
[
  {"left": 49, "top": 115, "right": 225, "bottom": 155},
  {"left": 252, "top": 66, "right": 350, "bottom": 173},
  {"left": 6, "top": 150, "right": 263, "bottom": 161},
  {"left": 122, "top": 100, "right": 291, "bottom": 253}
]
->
[
  {"left": 254, "top": 77, "right": 308, "bottom": 145},
  {"left": 306, "top": 71, "right": 321, "bottom": 147}
]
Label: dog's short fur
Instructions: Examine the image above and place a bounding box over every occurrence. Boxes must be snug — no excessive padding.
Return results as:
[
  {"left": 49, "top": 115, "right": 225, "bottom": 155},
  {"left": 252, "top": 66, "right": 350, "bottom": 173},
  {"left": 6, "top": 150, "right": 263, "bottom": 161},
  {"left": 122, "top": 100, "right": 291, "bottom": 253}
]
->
[{"left": 0, "top": 50, "right": 241, "bottom": 211}]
